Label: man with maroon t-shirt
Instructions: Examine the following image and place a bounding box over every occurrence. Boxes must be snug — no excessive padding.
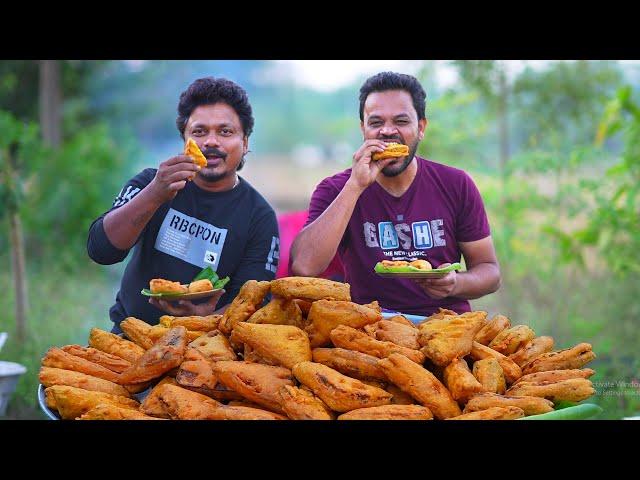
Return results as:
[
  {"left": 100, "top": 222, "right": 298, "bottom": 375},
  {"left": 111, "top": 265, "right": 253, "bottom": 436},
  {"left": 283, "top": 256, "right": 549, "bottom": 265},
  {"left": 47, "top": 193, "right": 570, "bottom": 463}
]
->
[{"left": 290, "top": 72, "right": 501, "bottom": 319}]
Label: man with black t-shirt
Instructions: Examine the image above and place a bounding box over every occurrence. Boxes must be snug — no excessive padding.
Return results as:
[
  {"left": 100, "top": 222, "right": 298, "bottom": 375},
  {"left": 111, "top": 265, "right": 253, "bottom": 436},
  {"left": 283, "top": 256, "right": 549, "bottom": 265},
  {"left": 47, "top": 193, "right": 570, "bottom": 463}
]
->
[{"left": 88, "top": 77, "right": 279, "bottom": 333}]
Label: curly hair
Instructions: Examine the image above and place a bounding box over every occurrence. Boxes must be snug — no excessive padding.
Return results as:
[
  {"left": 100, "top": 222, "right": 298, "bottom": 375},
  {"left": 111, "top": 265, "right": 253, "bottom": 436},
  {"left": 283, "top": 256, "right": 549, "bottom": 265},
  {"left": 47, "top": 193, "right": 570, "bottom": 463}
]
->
[{"left": 359, "top": 72, "right": 426, "bottom": 122}]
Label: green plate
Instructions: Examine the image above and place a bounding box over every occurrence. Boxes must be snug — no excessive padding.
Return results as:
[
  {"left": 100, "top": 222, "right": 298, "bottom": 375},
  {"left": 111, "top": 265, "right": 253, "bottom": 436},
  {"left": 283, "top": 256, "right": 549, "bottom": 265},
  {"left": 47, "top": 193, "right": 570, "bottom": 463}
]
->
[
  {"left": 374, "top": 262, "right": 462, "bottom": 278},
  {"left": 518, "top": 403, "right": 602, "bottom": 420},
  {"left": 141, "top": 267, "right": 229, "bottom": 300}
]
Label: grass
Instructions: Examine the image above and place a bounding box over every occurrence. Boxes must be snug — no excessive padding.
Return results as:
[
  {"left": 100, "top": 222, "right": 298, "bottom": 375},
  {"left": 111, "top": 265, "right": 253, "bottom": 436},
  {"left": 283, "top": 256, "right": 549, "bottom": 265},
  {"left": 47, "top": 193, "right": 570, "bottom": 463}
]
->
[{"left": 0, "top": 261, "right": 117, "bottom": 419}]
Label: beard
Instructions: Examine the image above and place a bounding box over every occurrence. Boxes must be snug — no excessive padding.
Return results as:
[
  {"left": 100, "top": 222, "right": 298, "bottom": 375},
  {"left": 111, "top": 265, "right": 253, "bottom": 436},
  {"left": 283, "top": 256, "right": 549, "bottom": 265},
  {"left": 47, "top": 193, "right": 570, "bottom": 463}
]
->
[
  {"left": 380, "top": 139, "right": 419, "bottom": 177},
  {"left": 197, "top": 169, "right": 229, "bottom": 182}
]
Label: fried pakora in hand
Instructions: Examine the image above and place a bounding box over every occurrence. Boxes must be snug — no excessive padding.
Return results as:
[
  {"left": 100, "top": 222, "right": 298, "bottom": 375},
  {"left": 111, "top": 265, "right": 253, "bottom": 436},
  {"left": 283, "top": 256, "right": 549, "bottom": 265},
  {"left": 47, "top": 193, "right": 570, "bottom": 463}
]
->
[
  {"left": 292, "top": 361, "right": 392, "bottom": 413},
  {"left": 230, "top": 322, "right": 312, "bottom": 369},
  {"left": 218, "top": 280, "right": 271, "bottom": 334},
  {"left": 149, "top": 278, "right": 188, "bottom": 295},
  {"left": 330, "top": 325, "right": 425, "bottom": 364},
  {"left": 521, "top": 343, "right": 596, "bottom": 375},
  {"left": 270, "top": 276, "right": 351, "bottom": 302},
  {"left": 305, "top": 299, "right": 382, "bottom": 348},
  {"left": 377, "top": 353, "right": 461, "bottom": 419},
  {"left": 119, "top": 326, "right": 188, "bottom": 384},
  {"left": 472, "top": 357, "right": 506, "bottom": 394},
  {"left": 463, "top": 392, "right": 554, "bottom": 416},
  {"left": 474, "top": 314, "right": 511, "bottom": 345},
  {"left": 418, "top": 311, "right": 487, "bottom": 367},
  {"left": 312, "top": 347, "right": 388, "bottom": 382},
  {"left": 338, "top": 404, "right": 433, "bottom": 420},
  {"left": 278, "top": 385, "right": 335, "bottom": 420},
  {"left": 442, "top": 358, "right": 485, "bottom": 404},
  {"left": 508, "top": 336, "right": 554, "bottom": 368}
]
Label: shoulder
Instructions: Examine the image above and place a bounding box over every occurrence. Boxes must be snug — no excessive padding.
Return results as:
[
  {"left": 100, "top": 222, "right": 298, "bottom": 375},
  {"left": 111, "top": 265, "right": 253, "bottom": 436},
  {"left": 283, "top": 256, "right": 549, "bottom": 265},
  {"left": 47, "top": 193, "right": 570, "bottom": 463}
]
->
[
  {"left": 314, "top": 168, "right": 352, "bottom": 194},
  {"left": 418, "top": 157, "right": 471, "bottom": 182},
  {"left": 237, "top": 177, "right": 277, "bottom": 219}
]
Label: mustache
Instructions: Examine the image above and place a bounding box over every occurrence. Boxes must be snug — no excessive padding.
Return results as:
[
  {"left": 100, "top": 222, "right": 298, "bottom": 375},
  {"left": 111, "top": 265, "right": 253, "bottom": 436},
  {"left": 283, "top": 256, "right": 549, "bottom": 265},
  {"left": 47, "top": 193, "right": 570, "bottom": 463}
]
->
[{"left": 201, "top": 147, "right": 227, "bottom": 159}]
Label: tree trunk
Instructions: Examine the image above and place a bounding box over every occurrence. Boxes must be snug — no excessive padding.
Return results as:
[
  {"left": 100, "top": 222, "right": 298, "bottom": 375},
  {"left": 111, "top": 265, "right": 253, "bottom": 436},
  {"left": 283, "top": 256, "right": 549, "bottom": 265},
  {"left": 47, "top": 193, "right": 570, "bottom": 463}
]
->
[
  {"left": 39, "top": 60, "right": 62, "bottom": 147},
  {"left": 9, "top": 212, "right": 28, "bottom": 341}
]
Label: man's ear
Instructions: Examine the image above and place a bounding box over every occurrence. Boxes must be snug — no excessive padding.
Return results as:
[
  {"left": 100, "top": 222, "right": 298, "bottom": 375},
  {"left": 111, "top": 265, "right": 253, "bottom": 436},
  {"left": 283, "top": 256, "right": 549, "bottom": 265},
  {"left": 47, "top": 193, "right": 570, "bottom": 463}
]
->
[
  {"left": 418, "top": 118, "right": 428, "bottom": 140},
  {"left": 243, "top": 136, "right": 249, "bottom": 154}
]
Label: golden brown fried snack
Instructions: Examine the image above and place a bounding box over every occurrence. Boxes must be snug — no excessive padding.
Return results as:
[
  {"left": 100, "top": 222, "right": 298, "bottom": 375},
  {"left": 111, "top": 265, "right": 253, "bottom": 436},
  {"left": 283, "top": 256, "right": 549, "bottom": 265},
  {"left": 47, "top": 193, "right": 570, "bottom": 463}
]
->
[
  {"left": 293, "top": 298, "right": 313, "bottom": 317},
  {"left": 512, "top": 368, "right": 595, "bottom": 386},
  {"left": 306, "top": 300, "right": 382, "bottom": 348},
  {"left": 176, "top": 348, "right": 218, "bottom": 391},
  {"left": 292, "top": 361, "right": 392, "bottom": 413},
  {"left": 330, "top": 325, "right": 425, "bottom": 364},
  {"left": 188, "top": 330, "right": 237, "bottom": 362},
  {"left": 409, "top": 259, "right": 432, "bottom": 270},
  {"left": 79, "top": 403, "right": 164, "bottom": 420},
  {"left": 44, "top": 387, "right": 57, "bottom": 410},
  {"left": 445, "top": 406, "right": 525, "bottom": 420},
  {"left": 474, "top": 314, "right": 511, "bottom": 345},
  {"left": 212, "top": 361, "right": 294, "bottom": 414},
  {"left": 42, "top": 347, "right": 121, "bottom": 384},
  {"left": 386, "top": 384, "right": 416, "bottom": 405},
  {"left": 184, "top": 137, "right": 207, "bottom": 168},
  {"left": 150, "top": 278, "right": 188, "bottom": 294},
  {"left": 386, "top": 314, "right": 418, "bottom": 328},
  {"left": 422, "top": 308, "right": 459, "bottom": 322},
  {"left": 39, "top": 366, "right": 132, "bottom": 398},
  {"left": 45, "top": 385, "right": 140, "bottom": 420},
  {"left": 270, "top": 276, "right": 351, "bottom": 302},
  {"left": 509, "top": 336, "right": 554, "bottom": 368},
  {"left": 230, "top": 322, "right": 312, "bottom": 369},
  {"left": 159, "top": 314, "right": 221, "bottom": 332},
  {"left": 147, "top": 325, "right": 205, "bottom": 343},
  {"left": 188, "top": 278, "right": 213, "bottom": 293},
  {"left": 364, "top": 320, "right": 420, "bottom": 349},
  {"left": 158, "top": 383, "right": 284, "bottom": 420},
  {"left": 371, "top": 142, "right": 409, "bottom": 161},
  {"left": 242, "top": 344, "right": 279, "bottom": 365},
  {"left": 120, "top": 317, "right": 155, "bottom": 350},
  {"left": 418, "top": 311, "right": 487, "bottom": 367},
  {"left": 123, "top": 381, "right": 155, "bottom": 394},
  {"left": 278, "top": 385, "right": 335, "bottom": 420},
  {"left": 218, "top": 280, "right": 271, "bottom": 334},
  {"left": 338, "top": 404, "right": 433, "bottom": 420},
  {"left": 377, "top": 353, "right": 461, "bottom": 419},
  {"left": 472, "top": 357, "right": 506, "bottom": 394},
  {"left": 139, "top": 376, "right": 178, "bottom": 418},
  {"left": 470, "top": 342, "right": 522, "bottom": 384},
  {"left": 89, "top": 328, "right": 145, "bottom": 364},
  {"left": 506, "top": 378, "right": 595, "bottom": 403},
  {"left": 443, "top": 358, "right": 485, "bottom": 404},
  {"left": 119, "top": 326, "right": 188, "bottom": 384},
  {"left": 247, "top": 297, "right": 304, "bottom": 328},
  {"left": 488, "top": 325, "right": 536, "bottom": 355},
  {"left": 60, "top": 345, "right": 132, "bottom": 374},
  {"left": 521, "top": 343, "right": 596, "bottom": 375},
  {"left": 312, "top": 347, "right": 388, "bottom": 382},
  {"left": 463, "top": 392, "right": 554, "bottom": 416}
]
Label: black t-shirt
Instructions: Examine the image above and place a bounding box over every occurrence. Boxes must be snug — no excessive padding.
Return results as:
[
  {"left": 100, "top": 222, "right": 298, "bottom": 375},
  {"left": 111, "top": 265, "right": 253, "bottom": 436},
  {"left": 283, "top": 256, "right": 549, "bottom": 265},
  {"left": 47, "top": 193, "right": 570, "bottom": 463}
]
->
[{"left": 87, "top": 168, "right": 280, "bottom": 332}]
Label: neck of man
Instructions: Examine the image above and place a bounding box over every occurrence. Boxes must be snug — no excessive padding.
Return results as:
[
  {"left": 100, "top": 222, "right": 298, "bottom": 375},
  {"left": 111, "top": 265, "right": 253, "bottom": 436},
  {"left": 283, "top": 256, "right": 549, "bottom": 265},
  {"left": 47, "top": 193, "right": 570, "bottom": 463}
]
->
[
  {"left": 193, "top": 172, "right": 239, "bottom": 193},
  {"left": 376, "top": 157, "right": 418, "bottom": 198}
]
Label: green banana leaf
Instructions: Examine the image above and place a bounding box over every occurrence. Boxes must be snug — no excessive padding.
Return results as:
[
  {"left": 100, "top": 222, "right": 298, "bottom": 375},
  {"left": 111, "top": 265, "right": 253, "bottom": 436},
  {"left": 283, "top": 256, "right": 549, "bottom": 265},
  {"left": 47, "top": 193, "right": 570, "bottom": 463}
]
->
[
  {"left": 374, "top": 262, "right": 462, "bottom": 274},
  {"left": 518, "top": 403, "right": 602, "bottom": 420}
]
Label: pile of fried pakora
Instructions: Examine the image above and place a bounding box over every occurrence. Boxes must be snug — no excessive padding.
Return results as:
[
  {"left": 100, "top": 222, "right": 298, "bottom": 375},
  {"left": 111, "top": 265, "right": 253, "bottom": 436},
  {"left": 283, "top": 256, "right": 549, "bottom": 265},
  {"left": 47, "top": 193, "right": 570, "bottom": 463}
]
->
[{"left": 39, "top": 277, "right": 597, "bottom": 420}]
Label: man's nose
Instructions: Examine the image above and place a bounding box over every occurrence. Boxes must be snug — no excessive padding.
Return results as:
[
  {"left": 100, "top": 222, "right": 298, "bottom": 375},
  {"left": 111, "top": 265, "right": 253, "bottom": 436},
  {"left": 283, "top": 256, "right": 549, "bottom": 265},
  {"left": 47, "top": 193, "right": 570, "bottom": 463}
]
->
[
  {"left": 202, "top": 133, "right": 221, "bottom": 148},
  {"left": 379, "top": 124, "right": 399, "bottom": 137}
]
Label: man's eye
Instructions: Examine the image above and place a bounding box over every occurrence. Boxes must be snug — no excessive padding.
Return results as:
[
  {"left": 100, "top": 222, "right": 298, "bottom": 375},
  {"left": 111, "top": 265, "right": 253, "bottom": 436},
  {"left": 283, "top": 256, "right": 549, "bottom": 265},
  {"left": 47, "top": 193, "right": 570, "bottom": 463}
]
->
[{"left": 221, "top": 129, "right": 233, "bottom": 135}]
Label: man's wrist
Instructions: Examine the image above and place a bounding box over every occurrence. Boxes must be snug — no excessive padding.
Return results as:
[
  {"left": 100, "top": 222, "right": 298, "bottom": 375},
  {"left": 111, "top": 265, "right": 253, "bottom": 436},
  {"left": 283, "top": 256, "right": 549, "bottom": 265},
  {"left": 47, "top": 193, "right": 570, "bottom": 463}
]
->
[{"left": 344, "top": 178, "right": 366, "bottom": 197}]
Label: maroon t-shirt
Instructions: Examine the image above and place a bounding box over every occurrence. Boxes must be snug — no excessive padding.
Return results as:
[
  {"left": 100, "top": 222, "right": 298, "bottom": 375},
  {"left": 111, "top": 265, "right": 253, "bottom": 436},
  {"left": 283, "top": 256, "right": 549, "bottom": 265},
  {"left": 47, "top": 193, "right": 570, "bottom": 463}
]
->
[{"left": 305, "top": 156, "right": 491, "bottom": 318}]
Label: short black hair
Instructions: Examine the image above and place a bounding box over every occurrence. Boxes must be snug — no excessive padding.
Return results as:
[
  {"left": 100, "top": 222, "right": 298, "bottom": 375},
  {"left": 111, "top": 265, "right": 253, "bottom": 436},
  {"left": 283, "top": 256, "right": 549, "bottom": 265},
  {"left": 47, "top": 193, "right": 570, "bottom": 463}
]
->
[
  {"left": 359, "top": 72, "right": 426, "bottom": 122},
  {"left": 176, "top": 77, "right": 254, "bottom": 139}
]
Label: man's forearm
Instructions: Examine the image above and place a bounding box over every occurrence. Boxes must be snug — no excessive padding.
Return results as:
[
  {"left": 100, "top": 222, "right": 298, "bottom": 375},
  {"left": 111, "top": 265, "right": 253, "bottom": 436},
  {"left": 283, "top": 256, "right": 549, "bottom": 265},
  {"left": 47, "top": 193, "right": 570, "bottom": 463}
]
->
[
  {"left": 452, "top": 262, "right": 501, "bottom": 300},
  {"left": 291, "top": 182, "right": 363, "bottom": 277},
  {"left": 103, "top": 186, "right": 164, "bottom": 250}
]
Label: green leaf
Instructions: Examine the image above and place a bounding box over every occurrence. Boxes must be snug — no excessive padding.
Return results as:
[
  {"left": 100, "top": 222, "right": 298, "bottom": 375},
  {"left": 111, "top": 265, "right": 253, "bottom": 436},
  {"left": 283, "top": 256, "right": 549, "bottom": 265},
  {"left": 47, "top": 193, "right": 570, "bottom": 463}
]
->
[
  {"left": 192, "top": 266, "right": 217, "bottom": 283},
  {"left": 213, "top": 276, "right": 230, "bottom": 289},
  {"left": 374, "top": 262, "right": 462, "bottom": 274},
  {"left": 518, "top": 403, "right": 602, "bottom": 420}
]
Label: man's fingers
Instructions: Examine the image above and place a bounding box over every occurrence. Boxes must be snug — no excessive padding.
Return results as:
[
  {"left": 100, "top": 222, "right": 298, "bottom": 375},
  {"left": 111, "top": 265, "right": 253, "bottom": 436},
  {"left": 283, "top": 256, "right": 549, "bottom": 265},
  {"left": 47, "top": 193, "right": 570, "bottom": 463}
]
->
[{"left": 168, "top": 180, "right": 187, "bottom": 192}]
